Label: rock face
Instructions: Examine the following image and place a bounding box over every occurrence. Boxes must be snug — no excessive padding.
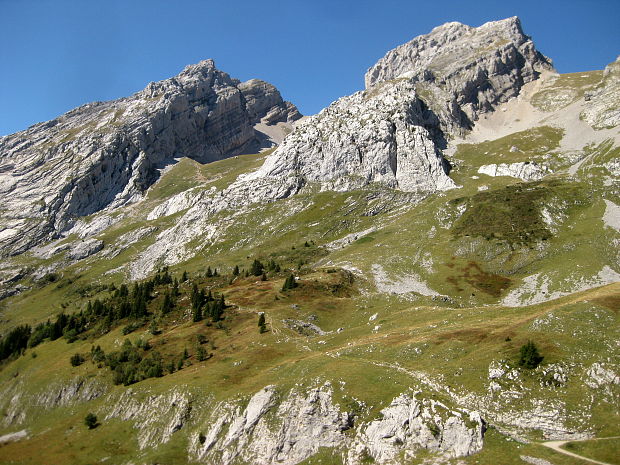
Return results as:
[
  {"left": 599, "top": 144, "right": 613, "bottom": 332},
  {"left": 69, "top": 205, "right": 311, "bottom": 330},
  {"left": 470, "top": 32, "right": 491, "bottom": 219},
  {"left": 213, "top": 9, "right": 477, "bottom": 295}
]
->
[
  {"left": 478, "top": 162, "right": 550, "bottom": 181},
  {"left": 365, "top": 17, "right": 553, "bottom": 131},
  {"left": 581, "top": 56, "right": 620, "bottom": 129},
  {"left": 249, "top": 79, "right": 456, "bottom": 193},
  {"left": 242, "top": 17, "right": 552, "bottom": 200},
  {"left": 349, "top": 393, "right": 485, "bottom": 464},
  {"left": 0, "top": 60, "right": 300, "bottom": 257},
  {"left": 100, "top": 382, "right": 484, "bottom": 465},
  {"left": 105, "top": 388, "right": 193, "bottom": 450},
  {"left": 192, "top": 383, "right": 353, "bottom": 465}
]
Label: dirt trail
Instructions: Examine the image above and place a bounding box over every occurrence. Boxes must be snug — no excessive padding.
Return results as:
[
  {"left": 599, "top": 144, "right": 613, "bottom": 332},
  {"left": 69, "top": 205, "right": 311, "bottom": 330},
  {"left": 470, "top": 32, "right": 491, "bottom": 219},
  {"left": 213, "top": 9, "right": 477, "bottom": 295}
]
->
[{"left": 541, "top": 436, "right": 620, "bottom": 465}]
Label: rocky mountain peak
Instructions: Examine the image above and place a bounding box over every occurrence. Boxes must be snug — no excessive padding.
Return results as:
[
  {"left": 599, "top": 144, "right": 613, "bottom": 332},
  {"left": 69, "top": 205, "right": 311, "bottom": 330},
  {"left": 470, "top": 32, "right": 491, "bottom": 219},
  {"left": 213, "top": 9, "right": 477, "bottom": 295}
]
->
[
  {"left": 365, "top": 16, "right": 548, "bottom": 88},
  {"left": 0, "top": 60, "right": 300, "bottom": 257},
  {"left": 245, "top": 17, "right": 552, "bottom": 199},
  {"left": 365, "top": 17, "right": 553, "bottom": 129}
]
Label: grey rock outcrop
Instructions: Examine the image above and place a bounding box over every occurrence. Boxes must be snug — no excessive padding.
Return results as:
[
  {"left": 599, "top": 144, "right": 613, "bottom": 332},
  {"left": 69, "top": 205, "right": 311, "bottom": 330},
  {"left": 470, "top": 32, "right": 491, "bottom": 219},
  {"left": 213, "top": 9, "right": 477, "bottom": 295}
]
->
[
  {"left": 188, "top": 383, "right": 483, "bottom": 465},
  {"left": 248, "top": 79, "right": 456, "bottom": 193},
  {"left": 35, "top": 377, "right": 106, "bottom": 408},
  {"left": 190, "top": 383, "right": 352, "bottom": 465},
  {"left": 366, "top": 17, "right": 553, "bottom": 132},
  {"left": 66, "top": 238, "right": 104, "bottom": 260},
  {"left": 348, "top": 393, "right": 485, "bottom": 464},
  {"left": 581, "top": 56, "right": 620, "bottom": 129},
  {"left": 105, "top": 388, "right": 192, "bottom": 450},
  {"left": 0, "top": 60, "right": 300, "bottom": 257},
  {"left": 478, "top": 161, "right": 550, "bottom": 181}
]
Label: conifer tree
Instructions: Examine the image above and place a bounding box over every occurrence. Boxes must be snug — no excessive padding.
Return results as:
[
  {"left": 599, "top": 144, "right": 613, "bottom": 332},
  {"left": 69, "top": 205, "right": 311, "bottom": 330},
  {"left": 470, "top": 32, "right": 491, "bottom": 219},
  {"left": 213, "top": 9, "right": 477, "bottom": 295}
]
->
[
  {"left": 233, "top": 265, "right": 240, "bottom": 276},
  {"left": 258, "top": 313, "right": 267, "bottom": 333},
  {"left": 250, "top": 259, "right": 264, "bottom": 276},
  {"left": 84, "top": 413, "right": 98, "bottom": 429},
  {"left": 161, "top": 291, "right": 173, "bottom": 314},
  {"left": 193, "top": 304, "right": 203, "bottom": 322},
  {"left": 182, "top": 271, "right": 188, "bottom": 282},
  {"left": 519, "top": 341, "right": 543, "bottom": 369},
  {"left": 206, "top": 266, "right": 213, "bottom": 278},
  {"left": 282, "top": 274, "right": 297, "bottom": 291}
]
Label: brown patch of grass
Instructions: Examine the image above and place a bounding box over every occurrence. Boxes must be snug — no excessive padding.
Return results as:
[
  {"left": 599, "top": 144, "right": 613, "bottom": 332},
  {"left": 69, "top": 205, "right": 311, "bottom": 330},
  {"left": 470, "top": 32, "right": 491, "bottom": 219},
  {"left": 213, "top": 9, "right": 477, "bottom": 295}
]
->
[
  {"left": 445, "top": 260, "right": 511, "bottom": 297},
  {"left": 591, "top": 294, "right": 620, "bottom": 314}
]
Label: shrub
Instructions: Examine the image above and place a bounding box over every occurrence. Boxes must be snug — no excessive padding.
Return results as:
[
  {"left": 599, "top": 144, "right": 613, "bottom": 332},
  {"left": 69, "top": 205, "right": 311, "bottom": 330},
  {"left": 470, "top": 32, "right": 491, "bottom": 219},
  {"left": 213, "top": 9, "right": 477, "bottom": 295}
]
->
[
  {"left": 70, "top": 353, "right": 85, "bottom": 367},
  {"left": 281, "top": 274, "right": 297, "bottom": 291},
  {"left": 84, "top": 413, "right": 98, "bottom": 429},
  {"left": 518, "top": 341, "right": 543, "bottom": 369}
]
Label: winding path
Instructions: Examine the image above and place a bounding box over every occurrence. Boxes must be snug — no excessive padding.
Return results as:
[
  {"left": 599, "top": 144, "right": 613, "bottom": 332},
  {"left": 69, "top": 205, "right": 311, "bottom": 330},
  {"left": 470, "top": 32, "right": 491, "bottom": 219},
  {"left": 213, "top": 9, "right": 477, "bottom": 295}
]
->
[{"left": 541, "top": 436, "right": 620, "bottom": 465}]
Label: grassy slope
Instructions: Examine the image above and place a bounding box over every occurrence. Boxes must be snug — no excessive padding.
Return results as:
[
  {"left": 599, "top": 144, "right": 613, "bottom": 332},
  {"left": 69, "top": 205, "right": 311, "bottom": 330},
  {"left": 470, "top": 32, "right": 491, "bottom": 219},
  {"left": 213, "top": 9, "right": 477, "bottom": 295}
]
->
[{"left": 0, "top": 72, "right": 619, "bottom": 464}]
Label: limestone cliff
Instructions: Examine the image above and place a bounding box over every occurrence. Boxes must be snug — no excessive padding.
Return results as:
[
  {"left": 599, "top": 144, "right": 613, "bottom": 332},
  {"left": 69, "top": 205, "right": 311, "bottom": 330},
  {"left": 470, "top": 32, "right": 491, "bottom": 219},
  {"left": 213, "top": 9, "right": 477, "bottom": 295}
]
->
[
  {"left": 365, "top": 17, "right": 554, "bottom": 131},
  {"left": 0, "top": 60, "right": 300, "bottom": 256}
]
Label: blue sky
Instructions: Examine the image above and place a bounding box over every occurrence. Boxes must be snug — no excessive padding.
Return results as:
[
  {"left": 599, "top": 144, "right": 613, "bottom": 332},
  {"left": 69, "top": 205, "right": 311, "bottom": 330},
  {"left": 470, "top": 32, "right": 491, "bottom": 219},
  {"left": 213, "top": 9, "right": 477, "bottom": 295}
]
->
[{"left": 1, "top": 0, "right": 619, "bottom": 136}]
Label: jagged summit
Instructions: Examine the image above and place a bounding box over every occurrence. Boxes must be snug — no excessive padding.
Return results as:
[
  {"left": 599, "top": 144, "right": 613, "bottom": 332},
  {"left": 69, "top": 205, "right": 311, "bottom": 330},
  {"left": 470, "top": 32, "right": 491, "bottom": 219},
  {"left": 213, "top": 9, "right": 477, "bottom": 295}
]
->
[
  {"left": 248, "top": 17, "right": 553, "bottom": 197},
  {"left": 366, "top": 16, "right": 551, "bottom": 88},
  {"left": 365, "top": 17, "right": 553, "bottom": 129},
  {"left": 0, "top": 60, "right": 300, "bottom": 256}
]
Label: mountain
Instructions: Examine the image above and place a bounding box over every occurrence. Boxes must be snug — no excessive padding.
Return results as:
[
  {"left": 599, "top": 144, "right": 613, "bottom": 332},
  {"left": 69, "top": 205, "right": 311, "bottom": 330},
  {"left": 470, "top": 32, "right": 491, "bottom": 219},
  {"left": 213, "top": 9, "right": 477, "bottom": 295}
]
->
[
  {"left": 0, "top": 17, "right": 618, "bottom": 465},
  {"left": 0, "top": 60, "right": 300, "bottom": 257}
]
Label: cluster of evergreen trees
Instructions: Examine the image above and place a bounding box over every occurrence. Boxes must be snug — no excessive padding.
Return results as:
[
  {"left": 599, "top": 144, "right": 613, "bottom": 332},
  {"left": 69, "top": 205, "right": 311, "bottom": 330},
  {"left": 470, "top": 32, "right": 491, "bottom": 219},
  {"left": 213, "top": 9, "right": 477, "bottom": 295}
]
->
[
  {"left": 0, "top": 324, "right": 32, "bottom": 362},
  {"left": 191, "top": 284, "right": 226, "bottom": 322},
  {"left": 89, "top": 340, "right": 164, "bottom": 385},
  {"left": 232, "top": 259, "right": 281, "bottom": 279},
  {"left": 0, "top": 268, "right": 178, "bottom": 363}
]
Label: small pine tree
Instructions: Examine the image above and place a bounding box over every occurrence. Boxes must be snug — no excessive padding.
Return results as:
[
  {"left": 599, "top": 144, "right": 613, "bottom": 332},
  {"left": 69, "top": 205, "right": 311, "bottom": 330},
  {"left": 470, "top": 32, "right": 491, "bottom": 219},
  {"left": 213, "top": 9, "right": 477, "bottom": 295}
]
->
[
  {"left": 182, "top": 271, "right": 188, "bottom": 282},
  {"left": 161, "top": 291, "right": 174, "bottom": 314},
  {"left": 518, "top": 341, "right": 543, "bottom": 369},
  {"left": 282, "top": 274, "right": 297, "bottom": 291},
  {"left": 258, "top": 313, "right": 267, "bottom": 333},
  {"left": 250, "top": 259, "right": 264, "bottom": 277},
  {"left": 84, "top": 413, "right": 98, "bottom": 429},
  {"left": 70, "top": 353, "right": 84, "bottom": 367},
  {"left": 261, "top": 272, "right": 267, "bottom": 281},
  {"left": 233, "top": 265, "right": 239, "bottom": 276},
  {"left": 193, "top": 305, "right": 203, "bottom": 322},
  {"left": 206, "top": 266, "right": 213, "bottom": 278},
  {"left": 304, "top": 241, "right": 310, "bottom": 247},
  {"left": 196, "top": 346, "right": 208, "bottom": 361}
]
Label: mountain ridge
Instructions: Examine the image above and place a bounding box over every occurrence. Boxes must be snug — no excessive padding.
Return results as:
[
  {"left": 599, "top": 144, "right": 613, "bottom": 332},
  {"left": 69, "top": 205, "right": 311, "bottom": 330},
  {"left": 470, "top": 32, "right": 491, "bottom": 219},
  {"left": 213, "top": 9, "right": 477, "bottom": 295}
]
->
[
  {"left": 0, "top": 59, "right": 300, "bottom": 257},
  {"left": 0, "top": 16, "right": 618, "bottom": 465}
]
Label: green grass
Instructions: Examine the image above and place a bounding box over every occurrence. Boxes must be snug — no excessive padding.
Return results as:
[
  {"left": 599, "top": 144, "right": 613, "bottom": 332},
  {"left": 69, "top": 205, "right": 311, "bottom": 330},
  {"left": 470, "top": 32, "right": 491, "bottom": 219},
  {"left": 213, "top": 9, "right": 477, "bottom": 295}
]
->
[
  {"left": 562, "top": 437, "right": 620, "bottom": 464},
  {"left": 531, "top": 70, "right": 604, "bottom": 111},
  {"left": 449, "top": 126, "right": 565, "bottom": 184},
  {"left": 1, "top": 129, "right": 619, "bottom": 464}
]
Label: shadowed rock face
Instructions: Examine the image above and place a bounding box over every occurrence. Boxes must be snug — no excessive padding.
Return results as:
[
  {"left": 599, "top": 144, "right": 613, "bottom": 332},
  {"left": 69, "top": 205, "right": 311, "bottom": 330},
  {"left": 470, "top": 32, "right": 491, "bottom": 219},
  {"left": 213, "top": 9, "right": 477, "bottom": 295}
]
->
[
  {"left": 0, "top": 60, "right": 300, "bottom": 256},
  {"left": 365, "top": 17, "right": 554, "bottom": 131}
]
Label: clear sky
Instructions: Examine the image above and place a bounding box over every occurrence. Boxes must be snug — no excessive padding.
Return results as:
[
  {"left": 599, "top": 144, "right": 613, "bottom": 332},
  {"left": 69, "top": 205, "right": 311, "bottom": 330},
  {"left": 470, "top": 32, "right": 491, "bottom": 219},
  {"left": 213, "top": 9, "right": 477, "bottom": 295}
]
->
[{"left": 1, "top": 0, "right": 619, "bottom": 136}]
